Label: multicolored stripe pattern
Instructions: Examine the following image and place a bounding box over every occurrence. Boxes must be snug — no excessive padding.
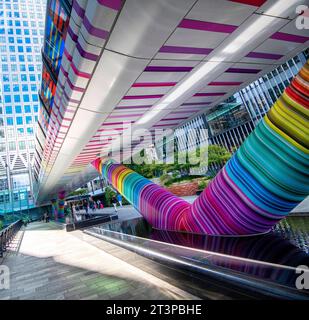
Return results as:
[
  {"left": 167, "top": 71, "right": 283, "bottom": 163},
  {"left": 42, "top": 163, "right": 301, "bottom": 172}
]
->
[
  {"left": 92, "top": 61, "right": 309, "bottom": 236},
  {"left": 57, "top": 191, "right": 66, "bottom": 218}
]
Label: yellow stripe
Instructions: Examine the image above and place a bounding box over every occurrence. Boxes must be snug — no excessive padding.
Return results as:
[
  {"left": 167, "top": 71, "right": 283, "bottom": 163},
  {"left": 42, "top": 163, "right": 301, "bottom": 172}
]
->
[{"left": 264, "top": 115, "right": 308, "bottom": 154}]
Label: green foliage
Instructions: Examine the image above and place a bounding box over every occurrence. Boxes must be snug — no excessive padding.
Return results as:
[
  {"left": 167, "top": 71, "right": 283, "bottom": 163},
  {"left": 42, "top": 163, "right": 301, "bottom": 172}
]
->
[
  {"left": 125, "top": 144, "right": 231, "bottom": 178},
  {"left": 164, "top": 175, "right": 201, "bottom": 187},
  {"left": 104, "top": 186, "right": 117, "bottom": 207},
  {"left": 0, "top": 220, "right": 3, "bottom": 230},
  {"left": 207, "top": 144, "right": 232, "bottom": 166},
  {"left": 68, "top": 188, "right": 88, "bottom": 197},
  {"left": 198, "top": 178, "right": 211, "bottom": 190}
]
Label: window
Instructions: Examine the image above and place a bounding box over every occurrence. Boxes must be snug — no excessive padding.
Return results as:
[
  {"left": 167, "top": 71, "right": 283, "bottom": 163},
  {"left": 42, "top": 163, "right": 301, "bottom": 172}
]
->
[
  {"left": 24, "top": 105, "right": 31, "bottom": 113},
  {"left": 4, "top": 95, "right": 11, "bottom": 103},
  {"left": 14, "top": 95, "right": 21, "bottom": 103},
  {"left": 23, "top": 95, "right": 29, "bottom": 102},
  {"left": 5, "top": 106, "right": 12, "bottom": 114},
  {"left": 6, "top": 117, "right": 13, "bottom": 126},
  {"left": 27, "top": 127, "right": 33, "bottom": 135},
  {"left": 8, "top": 141, "right": 16, "bottom": 151},
  {"left": 17, "top": 128, "right": 24, "bottom": 136},
  {"left": 28, "top": 140, "right": 35, "bottom": 149},
  {"left": 0, "top": 143, "right": 6, "bottom": 152},
  {"left": 7, "top": 128, "right": 14, "bottom": 138},
  {"left": 25, "top": 116, "right": 32, "bottom": 124},
  {"left": 15, "top": 106, "right": 22, "bottom": 113},
  {"left": 16, "top": 117, "right": 23, "bottom": 125},
  {"left": 19, "top": 141, "right": 26, "bottom": 150}
]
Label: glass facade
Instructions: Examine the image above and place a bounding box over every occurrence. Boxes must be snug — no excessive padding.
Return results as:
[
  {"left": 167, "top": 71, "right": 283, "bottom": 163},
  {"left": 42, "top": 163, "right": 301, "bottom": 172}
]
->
[
  {"left": 154, "top": 50, "right": 309, "bottom": 173},
  {"left": 0, "top": 0, "right": 47, "bottom": 215}
]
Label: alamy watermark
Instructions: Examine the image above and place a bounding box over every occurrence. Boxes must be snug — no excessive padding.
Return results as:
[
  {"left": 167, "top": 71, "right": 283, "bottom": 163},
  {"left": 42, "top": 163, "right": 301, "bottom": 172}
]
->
[
  {"left": 97, "top": 123, "right": 210, "bottom": 169},
  {"left": 295, "top": 265, "right": 309, "bottom": 290},
  {"left": 296, "top": 5, "right": 309, "bottom": 29},
  {"left": 0, "top": 265, "right": 10, "bottom": 290}
]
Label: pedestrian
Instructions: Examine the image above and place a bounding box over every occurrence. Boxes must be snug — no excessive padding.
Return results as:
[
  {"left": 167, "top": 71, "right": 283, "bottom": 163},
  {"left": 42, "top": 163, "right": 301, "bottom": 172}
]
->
[
  {"left": 83, "top": 199, "right": 90, "bottom": 219},
  {"left": 111, "top": 196, "right": 118, "bottom": 212},
  {"left": 117, "top": 193, "right": 123, "bottom": 208},
  {"left": 97, "top": 199, "right": 101, "bottom": 209}
]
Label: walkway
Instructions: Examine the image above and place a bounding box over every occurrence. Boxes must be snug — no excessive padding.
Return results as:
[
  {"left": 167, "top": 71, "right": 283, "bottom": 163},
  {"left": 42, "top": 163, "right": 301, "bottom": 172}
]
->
[{"left": 0, "top": 221, "right": 198, "bottom": 300}]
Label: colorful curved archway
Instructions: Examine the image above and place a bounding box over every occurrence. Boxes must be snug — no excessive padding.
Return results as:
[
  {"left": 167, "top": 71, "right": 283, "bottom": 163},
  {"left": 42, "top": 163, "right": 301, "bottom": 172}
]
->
[{"left": 92, "top": 61, "right": 309, "bottom": 236}]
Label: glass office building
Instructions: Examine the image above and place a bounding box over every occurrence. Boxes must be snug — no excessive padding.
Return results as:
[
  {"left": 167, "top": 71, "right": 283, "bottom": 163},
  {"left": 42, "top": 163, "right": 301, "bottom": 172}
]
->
[
  {"left": 0, "top": 0, "right": 46, "bottom": 214},
  {"left": 155, "top": 50, "right": 309, "bottom": 168}
]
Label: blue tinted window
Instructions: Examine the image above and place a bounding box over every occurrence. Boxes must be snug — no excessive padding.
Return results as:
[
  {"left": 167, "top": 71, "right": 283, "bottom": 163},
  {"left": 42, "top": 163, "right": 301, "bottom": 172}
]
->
[
  {"left": 9, "top": 45, "right": 15, "bottom": 52},
  {"left": 32, "top": 94, "right": 38, "bottom": 102},
  {"left": 33, "top": 105, "right": 38, "bottom": 113},
  {"left": 29, "top": 75, "right": 35, "bottom": 81},
  {"left": 19, "top": 55, "right": 24, "bottom": 62},
  {"left": 5, "top": 106, "right": 12, "bottom": 114},
  {"left": 15, "top": 106, "right": 22, "bottom": 113},
  {"left": 17, "top": 128, "right": 24, "bottom": 135},
  {"left": 28, "top": 65, "right": 34, "bottom": 71},
  {"left": 27, "top": 127, "right": 33, "bottom": 135},
  {"left": 22, "top": 84, "right": 28, "bottom": 92},
  {"left": 25, "top": 38, "right": 30, "bottom": 44},
  {"left": 6, "top": 117, "right": 13, "bottom": 125},
  {"left": 26, "top": 116, "right": 32, "bottom": 124},
  {"left": 13, "top": 84, "right": 19, "bottom": 92},
  {"left": 20, "top": 64, "right": 26, "bottom": 71},
  {"left": 3, "top": 84, "right": 10, "bottom": 92},
  {"left": 14, "top": 95, "right": 20, "bottom": 102},
  {"left": 18, "top": 46, "right": 23, "bottom": 52},
  {"left": 24, "top": 105, "right": 31, "bottom": 113},
  {"left": 21, "top": 74, "right": 27, "bottom": 81},
  {"left": 4, "top": 95, "right": 11, "bottom": 103},
  {"left": 16, "top": 117, "right": 23, "bottom": 125},
  {"left": 23, "top": 95, "right": 30, "bottom": 102}
]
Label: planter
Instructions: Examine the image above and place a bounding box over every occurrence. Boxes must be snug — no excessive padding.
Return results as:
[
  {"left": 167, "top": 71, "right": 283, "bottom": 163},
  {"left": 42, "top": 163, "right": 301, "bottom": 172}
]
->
[{"left": 166, "top": 181, "right": 199, "bottom": 197}]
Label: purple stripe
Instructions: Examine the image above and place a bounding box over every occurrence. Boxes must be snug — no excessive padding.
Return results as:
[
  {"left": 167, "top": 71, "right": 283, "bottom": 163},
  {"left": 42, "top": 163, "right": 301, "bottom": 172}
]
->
[
  {"left": 123, "top": 94, "right": 164, "bottom": 100},
  {"left": 68, "top": 26, "right": 78, "bottom": 42},
  {"left": 97, "top": 0, "right": 122, "bottom": 11},
  {"left": 179, "top": 18, "right": 237, "bottom": 33},
  {"left": 76, "top": 42, "right": 99, "bottom": 61},
  {"left": 84, "top": 16, "right": 109, "bottom": 39},
  {"left": 73, "top": 0, "right": 85, "bottom": 17},
  {"left": 271, "top": 32, "right": 309, "bottom": 43},
  {"left": 108, "top": 114, "right": 143, "bottom": 118},
  {"left": 194, "top": 92, "right": 226, "bottom": 96},
  {"left": 181, "top": 102, "right": 211, "bottom": 106},
  {"left": 144, "top": 66, "right": 193, "bottom": 72},
  {"left": 226, "top": 67, "right": 260, "bottom": 74},
  {"left": 209, "top": 81, "right": 242, "bottom": 86},
  {"left": 153, "top": 123, "right": 177, "bottom": 127},
  {"left": 161, "top": 117, "right": 187, "bottom": 121},
  {"left": 159, "top": 45, "right": 213, "bottom": 55},
  {"left": 246, "top": 52, "right": 283, "bottom": 60},
  {"left": 115, "top": 105, "right": 152, "bottom": 109},
  {"left": 172, "top": 109, "right": 200, "bottom": 113}
]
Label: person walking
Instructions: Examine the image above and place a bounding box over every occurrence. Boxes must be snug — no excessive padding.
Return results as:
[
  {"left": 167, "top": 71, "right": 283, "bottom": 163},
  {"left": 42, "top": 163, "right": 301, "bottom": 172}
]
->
[
  {"left": 83, "top": 199, "right": 90, "bottom": 219},
  {"left": 117, "top": 193, "right": 123, "bottom": 208},
  {"left": 97, "top": 199, "right": 101, "bottom": 210},
  {"left": 111, "top": 196, "right": 118, "bottom": 212}
]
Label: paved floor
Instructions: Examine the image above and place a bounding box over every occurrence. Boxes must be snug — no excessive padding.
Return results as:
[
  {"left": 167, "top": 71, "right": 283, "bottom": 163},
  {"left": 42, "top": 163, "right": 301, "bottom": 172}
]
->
[{"left": 0, "top": 221, "right": 199, "bottom": 300}]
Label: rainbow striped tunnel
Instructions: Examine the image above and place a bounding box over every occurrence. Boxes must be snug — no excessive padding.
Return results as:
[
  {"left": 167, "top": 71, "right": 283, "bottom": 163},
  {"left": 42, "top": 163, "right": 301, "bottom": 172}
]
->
[{"left": 92, "top": 61, "right": 309, "bottom": 236}]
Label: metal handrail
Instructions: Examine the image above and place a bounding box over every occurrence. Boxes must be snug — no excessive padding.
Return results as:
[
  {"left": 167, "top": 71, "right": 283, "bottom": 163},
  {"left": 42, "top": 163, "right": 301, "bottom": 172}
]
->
[{"left": 0, "top": 220, "right": 23, "bottom": 258}]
